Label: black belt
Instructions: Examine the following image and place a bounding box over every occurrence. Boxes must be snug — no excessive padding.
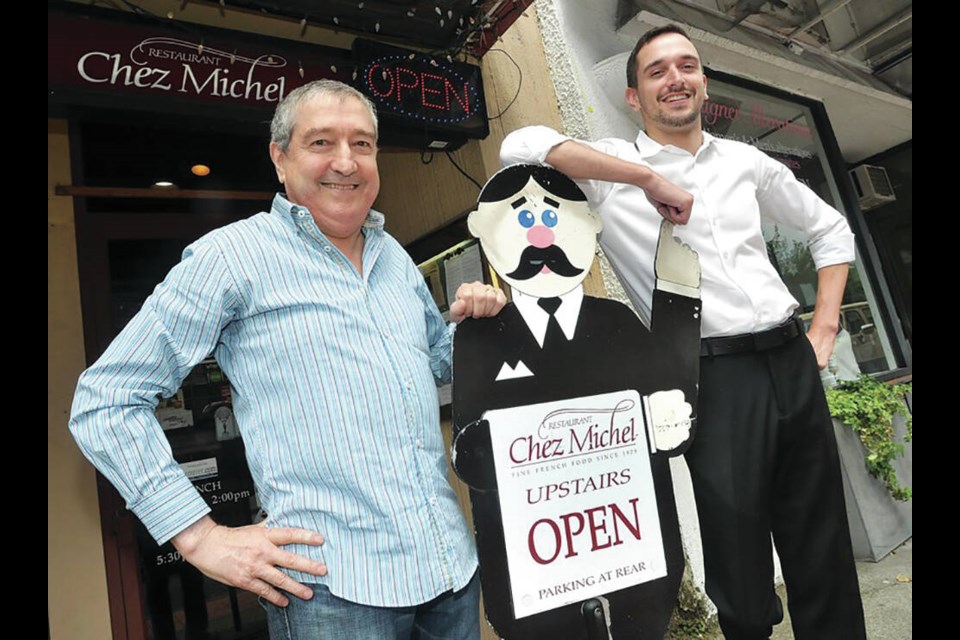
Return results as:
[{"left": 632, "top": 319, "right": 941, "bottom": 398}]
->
[{"left": 700, "top": 314, "right": 804, "bottom": 357}]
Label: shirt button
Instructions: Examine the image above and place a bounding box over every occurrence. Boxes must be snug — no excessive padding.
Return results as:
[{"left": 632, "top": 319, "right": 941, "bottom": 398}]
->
[
  {"left": 324, "top": 246, "right": 331, "bottom": 252},
  {"left": 430, "top": 497, "right": 438, "bottom": 506},
  {"left": 722, "top": 252, "right": 729, "bottom": 259}
]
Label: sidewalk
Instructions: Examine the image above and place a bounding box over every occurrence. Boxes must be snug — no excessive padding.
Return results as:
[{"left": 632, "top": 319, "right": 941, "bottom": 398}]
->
[{"left": 770, "top": 538, "right": 913, "bottom": 639}]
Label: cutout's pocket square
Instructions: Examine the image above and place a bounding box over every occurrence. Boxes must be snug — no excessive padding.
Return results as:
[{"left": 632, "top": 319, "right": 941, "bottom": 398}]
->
[{"left": 495, "top": 360, "right": 534, "bottom": 381}]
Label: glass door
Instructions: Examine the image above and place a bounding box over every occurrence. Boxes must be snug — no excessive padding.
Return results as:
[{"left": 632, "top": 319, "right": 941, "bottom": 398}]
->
[
  {"left": 98, "top": 236, "right": 271, "bottom": 640},
  {"left": 73, "top": 116, "right": 277, "bottom": 640}
]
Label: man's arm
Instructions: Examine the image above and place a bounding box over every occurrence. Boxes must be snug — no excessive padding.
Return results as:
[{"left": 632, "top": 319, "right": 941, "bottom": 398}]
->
[
  {"left": 753, "top": 151, "right": 855, "bottom": 370},
  {"left": 500, "top": 125, "right": 694, "bottom": 225},
  {"left": 806, "top": 263, "right": 849, "bottom": 370},
  {"left": 69, "top": 239, "right": 325, "bottom": 606},
  {"left": 418, "top": 271, "right": 507, "bottom": 385},
  {"left": 546, "top": 140, "right": 693, "bottom": 225}
]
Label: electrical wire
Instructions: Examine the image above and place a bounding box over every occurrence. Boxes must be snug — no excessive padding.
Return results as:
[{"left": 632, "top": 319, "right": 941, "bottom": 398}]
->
[
  {"left": 115, "top": 0, "right": 205, "bottom": 41},
  {"left": 486, "top": 47, "right": 522, "bottom": 120},
  {"left": 445, "top": 151, "right": 483, "bottom": 190},
  {"left": 430, "top": 0, "right": 524, "bottom": 62}
]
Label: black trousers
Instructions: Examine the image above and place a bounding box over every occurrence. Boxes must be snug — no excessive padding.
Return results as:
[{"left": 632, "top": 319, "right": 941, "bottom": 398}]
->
[{"left": 684, "top": 334, "right": 867, "bottom": 640}]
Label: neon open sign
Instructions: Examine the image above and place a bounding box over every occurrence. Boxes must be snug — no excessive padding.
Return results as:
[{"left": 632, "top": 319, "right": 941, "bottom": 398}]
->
[
  {"left": 353, "top": 38, "right": 488, "bottom": 143},
  {"left": 365, "top": 55, "right": 477, "bottom": 125},
  {"left": 361, "top": 58, "right": 482, "bottom": 126}
]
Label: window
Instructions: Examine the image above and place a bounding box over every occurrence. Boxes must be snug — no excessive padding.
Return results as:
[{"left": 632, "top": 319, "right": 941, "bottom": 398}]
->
[{"left": 701, "top": 75, "right": 898, "bottom": 375}]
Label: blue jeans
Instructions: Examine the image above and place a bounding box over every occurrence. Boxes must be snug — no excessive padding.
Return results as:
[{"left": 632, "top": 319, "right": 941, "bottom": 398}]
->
[{"left": 261, "top": 571, "right": 480, "bottom": 640}]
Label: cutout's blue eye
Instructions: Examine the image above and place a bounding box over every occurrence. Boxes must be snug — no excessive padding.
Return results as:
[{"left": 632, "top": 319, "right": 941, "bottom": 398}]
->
[
  {"left": 518, "top": 209, "right": 535, "bottom": 228},
  {"left": 542, "top": 209, "right": 558, "bottom": 227}
]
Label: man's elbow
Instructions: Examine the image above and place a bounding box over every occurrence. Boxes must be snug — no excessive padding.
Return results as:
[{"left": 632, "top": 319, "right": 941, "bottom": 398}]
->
[
  {"left": 499, "top": 125, "right": 560, "bottom": 167},
  {"left": 499, "top": 128, "right": 527, "bottom": 167}
]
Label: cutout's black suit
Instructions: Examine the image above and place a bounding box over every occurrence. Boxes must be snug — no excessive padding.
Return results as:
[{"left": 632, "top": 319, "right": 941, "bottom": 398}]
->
[{"left": 452, "top": 290, "right": 700, "bottom": 639}]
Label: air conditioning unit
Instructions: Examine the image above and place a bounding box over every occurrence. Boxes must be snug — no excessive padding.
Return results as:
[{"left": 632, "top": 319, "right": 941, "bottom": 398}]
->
[{"left": 849, "top": 164, "right": 896, "bottom": 211}]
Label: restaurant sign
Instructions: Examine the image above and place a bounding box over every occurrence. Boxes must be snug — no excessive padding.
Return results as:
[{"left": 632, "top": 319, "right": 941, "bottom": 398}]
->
[{"left": 48, "top": 6, "right": 353, "bottom": 113}]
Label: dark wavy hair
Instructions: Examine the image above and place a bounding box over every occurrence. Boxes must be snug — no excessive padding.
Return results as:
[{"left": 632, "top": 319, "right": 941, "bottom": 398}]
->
[{"left": 626, "top": 24, "right": 693, "bottom": 89}]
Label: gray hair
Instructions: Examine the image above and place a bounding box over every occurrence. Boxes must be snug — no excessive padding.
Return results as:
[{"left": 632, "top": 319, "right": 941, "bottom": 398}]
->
[{"left": 270, "top": 79, "right": 379, "bottom": 151}]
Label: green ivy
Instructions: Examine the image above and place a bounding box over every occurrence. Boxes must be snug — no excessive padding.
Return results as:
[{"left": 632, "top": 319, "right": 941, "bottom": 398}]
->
[{"left": 825, "top": 375, "right": 912, "bottom": 501}]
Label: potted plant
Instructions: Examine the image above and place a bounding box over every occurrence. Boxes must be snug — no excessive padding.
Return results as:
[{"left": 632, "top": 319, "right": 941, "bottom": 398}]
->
[
  {"left": 827, "top": 374, "right": 912, "bottom": 501},
  {"left": 825, "top": 374, "right": 912, "bottom": 561}
]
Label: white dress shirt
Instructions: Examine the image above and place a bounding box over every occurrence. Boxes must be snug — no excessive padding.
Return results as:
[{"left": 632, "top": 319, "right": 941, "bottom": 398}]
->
[{"left": 501, "top": 126, "right": 855, "bottom": 338}]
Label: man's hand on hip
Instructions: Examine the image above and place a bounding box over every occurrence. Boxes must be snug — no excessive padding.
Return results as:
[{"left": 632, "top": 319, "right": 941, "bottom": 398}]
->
[
  {"left": 172, "top": 515, "right": 327, "bottom": 606},
  {"left": 806, "top": 323, "right": 838, "bottom": 370}
]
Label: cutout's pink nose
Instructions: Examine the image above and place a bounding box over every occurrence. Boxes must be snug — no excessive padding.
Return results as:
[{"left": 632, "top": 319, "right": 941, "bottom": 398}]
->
[{"left": 527, "top": 226, "right": 555, "bottom": 248}]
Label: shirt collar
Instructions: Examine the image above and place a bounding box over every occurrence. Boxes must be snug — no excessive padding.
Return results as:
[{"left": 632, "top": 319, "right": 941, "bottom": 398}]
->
[
  {"left": 271, "top": 192, "right": 385, "bottom": 233},
  {"left": 512, "top": 286, "right": 584, "bottom": 348},
  {"left": 633, "top": 130, "right": 717, "bottom": 158}
]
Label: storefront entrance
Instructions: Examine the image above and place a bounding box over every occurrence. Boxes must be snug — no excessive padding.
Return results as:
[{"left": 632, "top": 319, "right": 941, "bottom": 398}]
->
[{"left": 72, "top": 116, "right": 276, "bottom": 640}]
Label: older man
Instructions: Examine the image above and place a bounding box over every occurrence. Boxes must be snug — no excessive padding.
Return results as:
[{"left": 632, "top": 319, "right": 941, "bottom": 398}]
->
[{"left": 70, "top": 79, "right": 505, "bottom": 640}]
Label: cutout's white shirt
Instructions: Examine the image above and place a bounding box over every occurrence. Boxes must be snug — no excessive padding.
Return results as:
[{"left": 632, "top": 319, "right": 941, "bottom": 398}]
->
[{"left": 511, "top": 286, "right": 584, "bottom": 348}]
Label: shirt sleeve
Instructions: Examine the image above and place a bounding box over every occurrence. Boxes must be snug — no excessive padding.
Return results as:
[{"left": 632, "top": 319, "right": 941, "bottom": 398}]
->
[
  {"left": 500, "top": 125, "right": 572, "bottom": 166},
  {"left": 755, "top": 150, "right": 856, "bottom": 270},
  {"left": 500, "top": 125, "right": 621, "bottom": 209},
  {"left": 68, "top": 238, "right": 240, "bottom": 544}
]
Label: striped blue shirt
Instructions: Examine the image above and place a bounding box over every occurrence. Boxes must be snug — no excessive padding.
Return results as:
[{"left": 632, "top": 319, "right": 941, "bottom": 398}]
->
[{"left": 69, "top": 194, "right": 478, "bottom": 606}]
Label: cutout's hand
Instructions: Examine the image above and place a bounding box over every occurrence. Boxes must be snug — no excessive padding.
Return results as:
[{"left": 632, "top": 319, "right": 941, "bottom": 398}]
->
[
  {"left": 654, "top": 220, "right": 700, "bottom": 294},
  {"left": 647, "top": 389, "right": 693, "bottom": 453}
]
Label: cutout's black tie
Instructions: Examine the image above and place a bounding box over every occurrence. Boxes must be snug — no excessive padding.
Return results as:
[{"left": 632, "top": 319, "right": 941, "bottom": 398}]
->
[{"left": 537, "top": 297, "right": 566, "bottom": 350}]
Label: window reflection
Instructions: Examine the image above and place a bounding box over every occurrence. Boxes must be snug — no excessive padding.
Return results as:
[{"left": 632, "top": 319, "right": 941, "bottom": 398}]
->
[{"left": 701, "top": 79, "right": 894, "bottom": 377}]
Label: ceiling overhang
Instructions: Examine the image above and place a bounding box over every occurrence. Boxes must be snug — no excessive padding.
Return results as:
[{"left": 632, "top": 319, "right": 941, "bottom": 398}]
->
[
  {"left": 188, "top": 0, "right": 536, "bottom": 58},
  {"left": 617, "top": 0, "right": 911, "bottom": 99}
]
